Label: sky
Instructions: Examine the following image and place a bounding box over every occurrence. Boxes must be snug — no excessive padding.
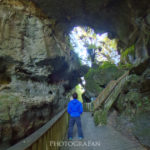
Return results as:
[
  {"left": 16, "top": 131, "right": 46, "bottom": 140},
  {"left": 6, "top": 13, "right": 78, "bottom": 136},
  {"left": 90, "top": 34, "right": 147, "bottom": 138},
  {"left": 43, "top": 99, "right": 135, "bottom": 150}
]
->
[{"left": 70, "top": 27, "right": 89, "bottom": 64}]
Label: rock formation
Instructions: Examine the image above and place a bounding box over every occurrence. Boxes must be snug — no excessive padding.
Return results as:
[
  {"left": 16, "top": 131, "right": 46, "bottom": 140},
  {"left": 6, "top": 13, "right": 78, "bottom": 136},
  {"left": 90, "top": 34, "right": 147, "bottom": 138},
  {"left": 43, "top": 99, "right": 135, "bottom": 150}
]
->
[
  {"left": 31, "top": 0, "right": 150, "bottom": 63},
  {"left": 0, "top": 0, "right": 87, "bottom": 144},
  {"left": 113, "top": 59, "right": 150, "bottom": 148},
  {"left": 0, "top": 0, "right": 150, "bottom": 148}
]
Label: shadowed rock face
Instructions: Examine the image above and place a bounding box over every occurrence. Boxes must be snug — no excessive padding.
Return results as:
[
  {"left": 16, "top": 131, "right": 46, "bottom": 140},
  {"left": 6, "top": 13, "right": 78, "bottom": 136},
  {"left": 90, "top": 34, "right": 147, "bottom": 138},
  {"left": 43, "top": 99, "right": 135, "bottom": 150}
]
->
[{"left": 0, "top": 0, "right": 88, "bottom": 145}]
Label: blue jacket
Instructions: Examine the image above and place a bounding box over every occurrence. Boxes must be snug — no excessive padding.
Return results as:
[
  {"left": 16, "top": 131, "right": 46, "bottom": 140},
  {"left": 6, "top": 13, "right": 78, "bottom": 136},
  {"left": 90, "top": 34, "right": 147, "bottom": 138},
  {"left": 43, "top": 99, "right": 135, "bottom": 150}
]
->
[{"left": 67, "top": 99, "right": 83, "bottom": 117}]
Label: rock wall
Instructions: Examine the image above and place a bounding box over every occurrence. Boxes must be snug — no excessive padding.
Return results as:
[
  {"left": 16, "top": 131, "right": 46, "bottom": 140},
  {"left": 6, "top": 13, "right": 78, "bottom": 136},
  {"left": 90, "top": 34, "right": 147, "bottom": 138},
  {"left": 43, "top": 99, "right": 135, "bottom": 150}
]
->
[
  {"left": 0, "top": 0, "right": 87, "bottom": 145},
  {"left": 108, "top": 59, "right": 150, "bottom": 148},
  {"left": 92, "top": 59, "right": 150, "bottom": 148},
  {"left": 0, "top": 0, "right": 150, "bottom": 147},
  {"left": 30, "top": 0, "right": 150, "bottom": 63}
]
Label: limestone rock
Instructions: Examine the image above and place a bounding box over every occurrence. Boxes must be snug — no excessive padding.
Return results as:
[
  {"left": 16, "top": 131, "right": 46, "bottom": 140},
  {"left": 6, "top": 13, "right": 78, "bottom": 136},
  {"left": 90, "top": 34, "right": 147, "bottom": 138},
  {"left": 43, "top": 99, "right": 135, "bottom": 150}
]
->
[
  {"left": 31, "top": 0, "right": 150, "bottom": 63},
  {"left": 0, "top": 1, "right": 85, "bottom": 145}
]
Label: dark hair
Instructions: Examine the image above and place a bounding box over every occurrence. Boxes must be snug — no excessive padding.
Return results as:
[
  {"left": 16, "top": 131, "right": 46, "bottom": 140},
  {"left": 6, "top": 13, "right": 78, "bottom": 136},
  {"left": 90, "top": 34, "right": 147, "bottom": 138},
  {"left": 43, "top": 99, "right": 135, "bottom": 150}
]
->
[{"left": 73, "top": 92, "right": 78, "bottom": 99}]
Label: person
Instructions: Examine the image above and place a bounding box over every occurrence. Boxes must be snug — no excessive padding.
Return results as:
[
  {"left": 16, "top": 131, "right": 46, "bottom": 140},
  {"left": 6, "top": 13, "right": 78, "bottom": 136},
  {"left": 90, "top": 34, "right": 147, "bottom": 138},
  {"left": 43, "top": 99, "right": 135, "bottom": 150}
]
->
[{"left": 67, "top": 92, "right": 84, "bottom": 140}]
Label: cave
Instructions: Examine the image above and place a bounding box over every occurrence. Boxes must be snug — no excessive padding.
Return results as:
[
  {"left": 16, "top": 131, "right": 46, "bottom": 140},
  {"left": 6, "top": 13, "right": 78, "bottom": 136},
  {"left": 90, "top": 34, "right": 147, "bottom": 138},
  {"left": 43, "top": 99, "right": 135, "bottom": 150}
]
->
[
  {"left": 31, "top": 0, "right": 150, "bottom": 62},
  {"left": 0, "top": 0, "right": 150, "bottom": 149}
]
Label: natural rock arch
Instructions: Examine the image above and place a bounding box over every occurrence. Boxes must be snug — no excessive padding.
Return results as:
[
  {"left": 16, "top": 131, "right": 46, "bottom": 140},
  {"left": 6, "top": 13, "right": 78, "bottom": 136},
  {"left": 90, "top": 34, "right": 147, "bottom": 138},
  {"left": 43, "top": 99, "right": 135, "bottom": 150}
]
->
[
  {"left": 31, "top": 0, "right": 150, "bottom": 62},
  {"left": 0, "top": 0, "right": 150, "bottom": 146}
]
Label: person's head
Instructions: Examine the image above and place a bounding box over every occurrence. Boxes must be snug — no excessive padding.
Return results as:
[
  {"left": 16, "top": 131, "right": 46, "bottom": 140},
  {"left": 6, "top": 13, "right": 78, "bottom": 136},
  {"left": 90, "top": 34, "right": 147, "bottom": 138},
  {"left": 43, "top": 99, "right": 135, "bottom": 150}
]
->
[{"left": 72, "top": 92, "right": 78, "bottom": 99}]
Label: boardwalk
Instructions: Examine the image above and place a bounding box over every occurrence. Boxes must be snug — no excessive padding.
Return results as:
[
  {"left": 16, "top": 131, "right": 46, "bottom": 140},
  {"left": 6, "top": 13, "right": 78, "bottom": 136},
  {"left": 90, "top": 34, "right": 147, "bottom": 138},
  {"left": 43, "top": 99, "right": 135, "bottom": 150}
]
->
[{"left": 61, "top": 112, "right": 145, "bottom": 150}]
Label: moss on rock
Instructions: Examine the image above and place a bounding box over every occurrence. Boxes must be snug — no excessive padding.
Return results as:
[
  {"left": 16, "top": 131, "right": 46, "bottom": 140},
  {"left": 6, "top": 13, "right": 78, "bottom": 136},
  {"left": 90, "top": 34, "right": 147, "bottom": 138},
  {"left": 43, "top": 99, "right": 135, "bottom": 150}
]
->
[
  {"left": 121, "top": 45, "right": 135, "bottom": 64},
  {"left": 94, "top": 109, "right": 107, "bottom": 126},
  {"left": 84, "top": 62, "right": 124, "bottom": 98}
]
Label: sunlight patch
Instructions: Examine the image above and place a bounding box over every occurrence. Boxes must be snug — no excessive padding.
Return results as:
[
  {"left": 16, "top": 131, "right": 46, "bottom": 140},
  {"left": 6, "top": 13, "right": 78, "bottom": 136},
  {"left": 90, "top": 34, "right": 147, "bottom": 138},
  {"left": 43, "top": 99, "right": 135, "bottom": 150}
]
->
[{"left": 69, "top": 26, "right": 120, "bottom": 66}]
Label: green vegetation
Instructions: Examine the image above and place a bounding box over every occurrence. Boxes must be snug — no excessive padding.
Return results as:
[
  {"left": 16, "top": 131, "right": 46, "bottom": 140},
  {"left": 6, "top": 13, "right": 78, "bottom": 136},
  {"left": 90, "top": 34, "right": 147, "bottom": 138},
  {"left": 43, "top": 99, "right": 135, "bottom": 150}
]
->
[
  {"left": 122, "top": 45, "right": 135, "bottom": 58},
  {"left": 94, "top": 111, "right": 99, "bottom": 125},
  {"left": 85, "top": 61, "right": 119, "bottom": 79},
  {"left": 99, "top": 61, "right": 116, "bottom": 69},
  {"left": 121, "top": 45, "right": 135, "bottom": 64},
  {"left": 118, "top": 63, "right": 133, "bottom": 70},
  {"left": 116, "top": 74, "right": 150, "bottom": 117},
  {"left": 119, "top": 45, "right": 135, "bottom": 69},
  {"left": 94, "top": 110, "right": 107, "bottom": 125},
  {"left": 84, "top": 61, "right": 124, "bottom": 96}
]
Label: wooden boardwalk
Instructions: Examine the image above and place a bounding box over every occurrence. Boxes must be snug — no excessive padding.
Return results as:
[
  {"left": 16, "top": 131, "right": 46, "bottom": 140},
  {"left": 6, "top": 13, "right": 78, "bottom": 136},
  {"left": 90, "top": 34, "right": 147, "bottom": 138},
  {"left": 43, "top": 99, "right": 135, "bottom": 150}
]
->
[{"left": 61, "top": 112, "right": 145, "bottom": 150}]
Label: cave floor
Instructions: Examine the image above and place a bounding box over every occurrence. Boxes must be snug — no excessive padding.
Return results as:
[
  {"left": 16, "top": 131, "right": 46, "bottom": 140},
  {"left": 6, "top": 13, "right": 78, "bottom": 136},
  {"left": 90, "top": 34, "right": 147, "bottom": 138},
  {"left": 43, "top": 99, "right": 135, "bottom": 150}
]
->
[{"left": 61, "top": 112, "right": 145, "bottom": 150}]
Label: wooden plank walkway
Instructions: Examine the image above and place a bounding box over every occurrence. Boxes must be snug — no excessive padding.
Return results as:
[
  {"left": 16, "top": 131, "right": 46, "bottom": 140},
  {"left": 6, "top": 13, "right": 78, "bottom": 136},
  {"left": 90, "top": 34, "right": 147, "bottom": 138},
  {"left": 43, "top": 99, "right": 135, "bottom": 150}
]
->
[{"left": 61, "top": 112, "right": 145, "bottom": 150}]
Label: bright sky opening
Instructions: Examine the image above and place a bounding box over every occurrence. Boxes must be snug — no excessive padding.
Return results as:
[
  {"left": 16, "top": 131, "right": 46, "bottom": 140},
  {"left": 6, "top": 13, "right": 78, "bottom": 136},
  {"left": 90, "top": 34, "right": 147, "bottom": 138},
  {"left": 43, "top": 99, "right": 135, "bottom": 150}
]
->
[{"left": 69, "top": 26, "right": 120, "bottom": 66}]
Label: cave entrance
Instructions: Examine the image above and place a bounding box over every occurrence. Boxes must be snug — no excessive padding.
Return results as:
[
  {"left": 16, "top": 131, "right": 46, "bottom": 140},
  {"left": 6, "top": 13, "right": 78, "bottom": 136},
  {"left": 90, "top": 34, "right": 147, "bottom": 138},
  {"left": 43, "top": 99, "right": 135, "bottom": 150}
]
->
[
  {"left": 69, "top": 26, "right": 120, "bottom": 67},
  {"left": 69, "top": 26, "right": 121, "bottom": 103}
]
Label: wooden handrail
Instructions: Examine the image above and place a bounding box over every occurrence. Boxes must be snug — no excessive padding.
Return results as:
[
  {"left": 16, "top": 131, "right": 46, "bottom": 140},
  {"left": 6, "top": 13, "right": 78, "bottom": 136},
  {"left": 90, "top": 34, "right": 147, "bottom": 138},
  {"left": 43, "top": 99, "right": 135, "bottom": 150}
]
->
[
  {"left": 7, "top": 108, "right": 68, "bottom": 150},
  {"left": 94, "top": 71, "right": 129, "bottom": 110},
  {"left": 93, "top": 80, "right": 116, "bottom": 110},
  {"left": 83, "top": 102, "right": 94, "bottom": 112},
  {"left": 104, "top": 72, "right": 129, "bottom": 110}
]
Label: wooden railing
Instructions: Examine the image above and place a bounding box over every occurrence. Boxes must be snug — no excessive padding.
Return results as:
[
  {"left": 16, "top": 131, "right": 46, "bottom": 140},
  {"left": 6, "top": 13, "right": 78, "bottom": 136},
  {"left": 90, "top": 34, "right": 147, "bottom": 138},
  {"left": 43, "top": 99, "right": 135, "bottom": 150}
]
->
[
  {"left": 7, "top": 108, "right": 68, "bottom": 150},
  {"left": 83, "top": 102, "right": 94, "bottom": 112},
  {"left": 93, "top": 71, "right": 130, "bottom": 125},
  {"left": 104, "top": 71, "right": 129, "bottom": 111},
  {"left": 94, "top": 71, "right": 129, "bottom": 111}
]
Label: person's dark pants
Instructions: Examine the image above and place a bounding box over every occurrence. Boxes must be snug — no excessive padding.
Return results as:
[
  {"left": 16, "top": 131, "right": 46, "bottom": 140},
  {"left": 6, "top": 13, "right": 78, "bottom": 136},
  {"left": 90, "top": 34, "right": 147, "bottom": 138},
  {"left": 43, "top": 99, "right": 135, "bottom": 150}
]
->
[{"left": 68, "top": 116, "right": 83, "bottom": 138}]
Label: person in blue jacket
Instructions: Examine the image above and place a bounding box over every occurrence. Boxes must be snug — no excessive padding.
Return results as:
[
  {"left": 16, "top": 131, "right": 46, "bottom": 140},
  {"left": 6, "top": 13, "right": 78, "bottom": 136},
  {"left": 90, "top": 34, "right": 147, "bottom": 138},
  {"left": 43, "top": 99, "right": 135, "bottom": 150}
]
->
[{"left": 67, "top": 92, "right": 83, "bottom": 140}]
